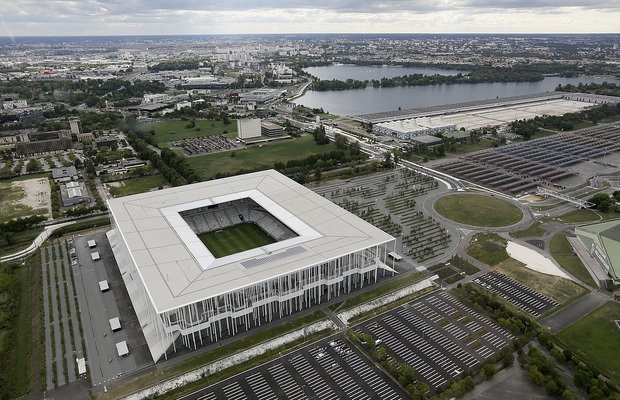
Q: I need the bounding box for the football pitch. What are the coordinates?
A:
[198,222,277,258]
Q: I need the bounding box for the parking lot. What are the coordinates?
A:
[70,231,152,390]
[179,335,407,400]
[474,271,559,317]
[354,291,514,390]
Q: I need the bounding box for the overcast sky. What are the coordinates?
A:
[1,1,619,37]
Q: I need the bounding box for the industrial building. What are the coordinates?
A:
[106,170,396,362]
[373,117,456,140]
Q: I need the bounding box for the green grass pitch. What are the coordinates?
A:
[198,222,276,258]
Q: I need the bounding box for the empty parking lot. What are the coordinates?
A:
[474,271,559,317]
[354,291,514,390]
[180,335,406,400]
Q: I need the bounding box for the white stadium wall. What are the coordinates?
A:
[107,170,396,362]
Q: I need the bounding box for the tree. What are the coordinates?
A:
[588,193,612,212]
[26,158,42,172]
[382,151,393,168]
[483,363,497,378]
[334,133,348,150]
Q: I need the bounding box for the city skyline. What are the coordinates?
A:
[0,1,619,38]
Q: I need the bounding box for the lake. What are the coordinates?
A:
[297,65,620,116]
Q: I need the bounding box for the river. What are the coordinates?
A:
[296,65,620,116]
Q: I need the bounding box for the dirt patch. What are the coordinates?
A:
[13,178,52,219]
[519,194,544,202]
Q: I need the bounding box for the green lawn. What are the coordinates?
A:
[550,234,597,288]
[185,135,339,180]
[434,194,523,227]
[557,208,620,223]
[329,272,426,312]
[199,223,276,258]
[152,119,238,146]
[453,138,495,154]
[557,301,620,384]
[466,233,510,266]
[510,221,546,238]
[107,175,168,198]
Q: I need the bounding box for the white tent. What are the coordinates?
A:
[109,317,121,331]
[116,341,129,357]
[99,280,109,292]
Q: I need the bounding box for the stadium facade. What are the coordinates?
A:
[107,170,396,362]
[575,219,620,282]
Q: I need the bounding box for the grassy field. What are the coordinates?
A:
[185,135,339,180]
[0,228,43,258]
[152,119,238,146]
[466,233,510,266]
[453,138,496,154]
[330,272,426,313]
[550,234,597,288]
[199,223,276,258]
[0,252,43,398]
[466,233,586,303]
[510,221,546,238]
[493,257,586,304]
[434,194,523,227]
[107,175,168,198]
[558,208,620,223]
[557,301,620,384]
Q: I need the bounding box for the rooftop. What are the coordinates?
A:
[107,169,394,313]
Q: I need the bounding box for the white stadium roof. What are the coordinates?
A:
[107,169,394,313]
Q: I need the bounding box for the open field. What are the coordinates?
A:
[199,223,276,258]
[466,233,585,304]
[493,257,586,304]
[557,301,620,385]
[558,208,620,223]
[509,221,546,238]
[0,177,50,223]
[184,135,339,180]
[550,234,597,288]
[434,194,523,227]
[0,251,43,399]
[106,175,168,198]
[152,119,238,145]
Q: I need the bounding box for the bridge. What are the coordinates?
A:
[536,187,595,209]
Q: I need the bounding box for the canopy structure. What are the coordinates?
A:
[99,280,109,292]
[109,317,121,331]
[116,341,129,357]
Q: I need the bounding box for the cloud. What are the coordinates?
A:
[1,0,619,35]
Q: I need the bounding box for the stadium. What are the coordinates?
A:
[106,169,396,362]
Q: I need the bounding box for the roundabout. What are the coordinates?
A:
[433,193,525,228]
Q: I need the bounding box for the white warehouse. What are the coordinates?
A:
[106,170,396,362]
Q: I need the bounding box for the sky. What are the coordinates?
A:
[0,1,619,37]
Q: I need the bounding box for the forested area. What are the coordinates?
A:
[556,82,620,97]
